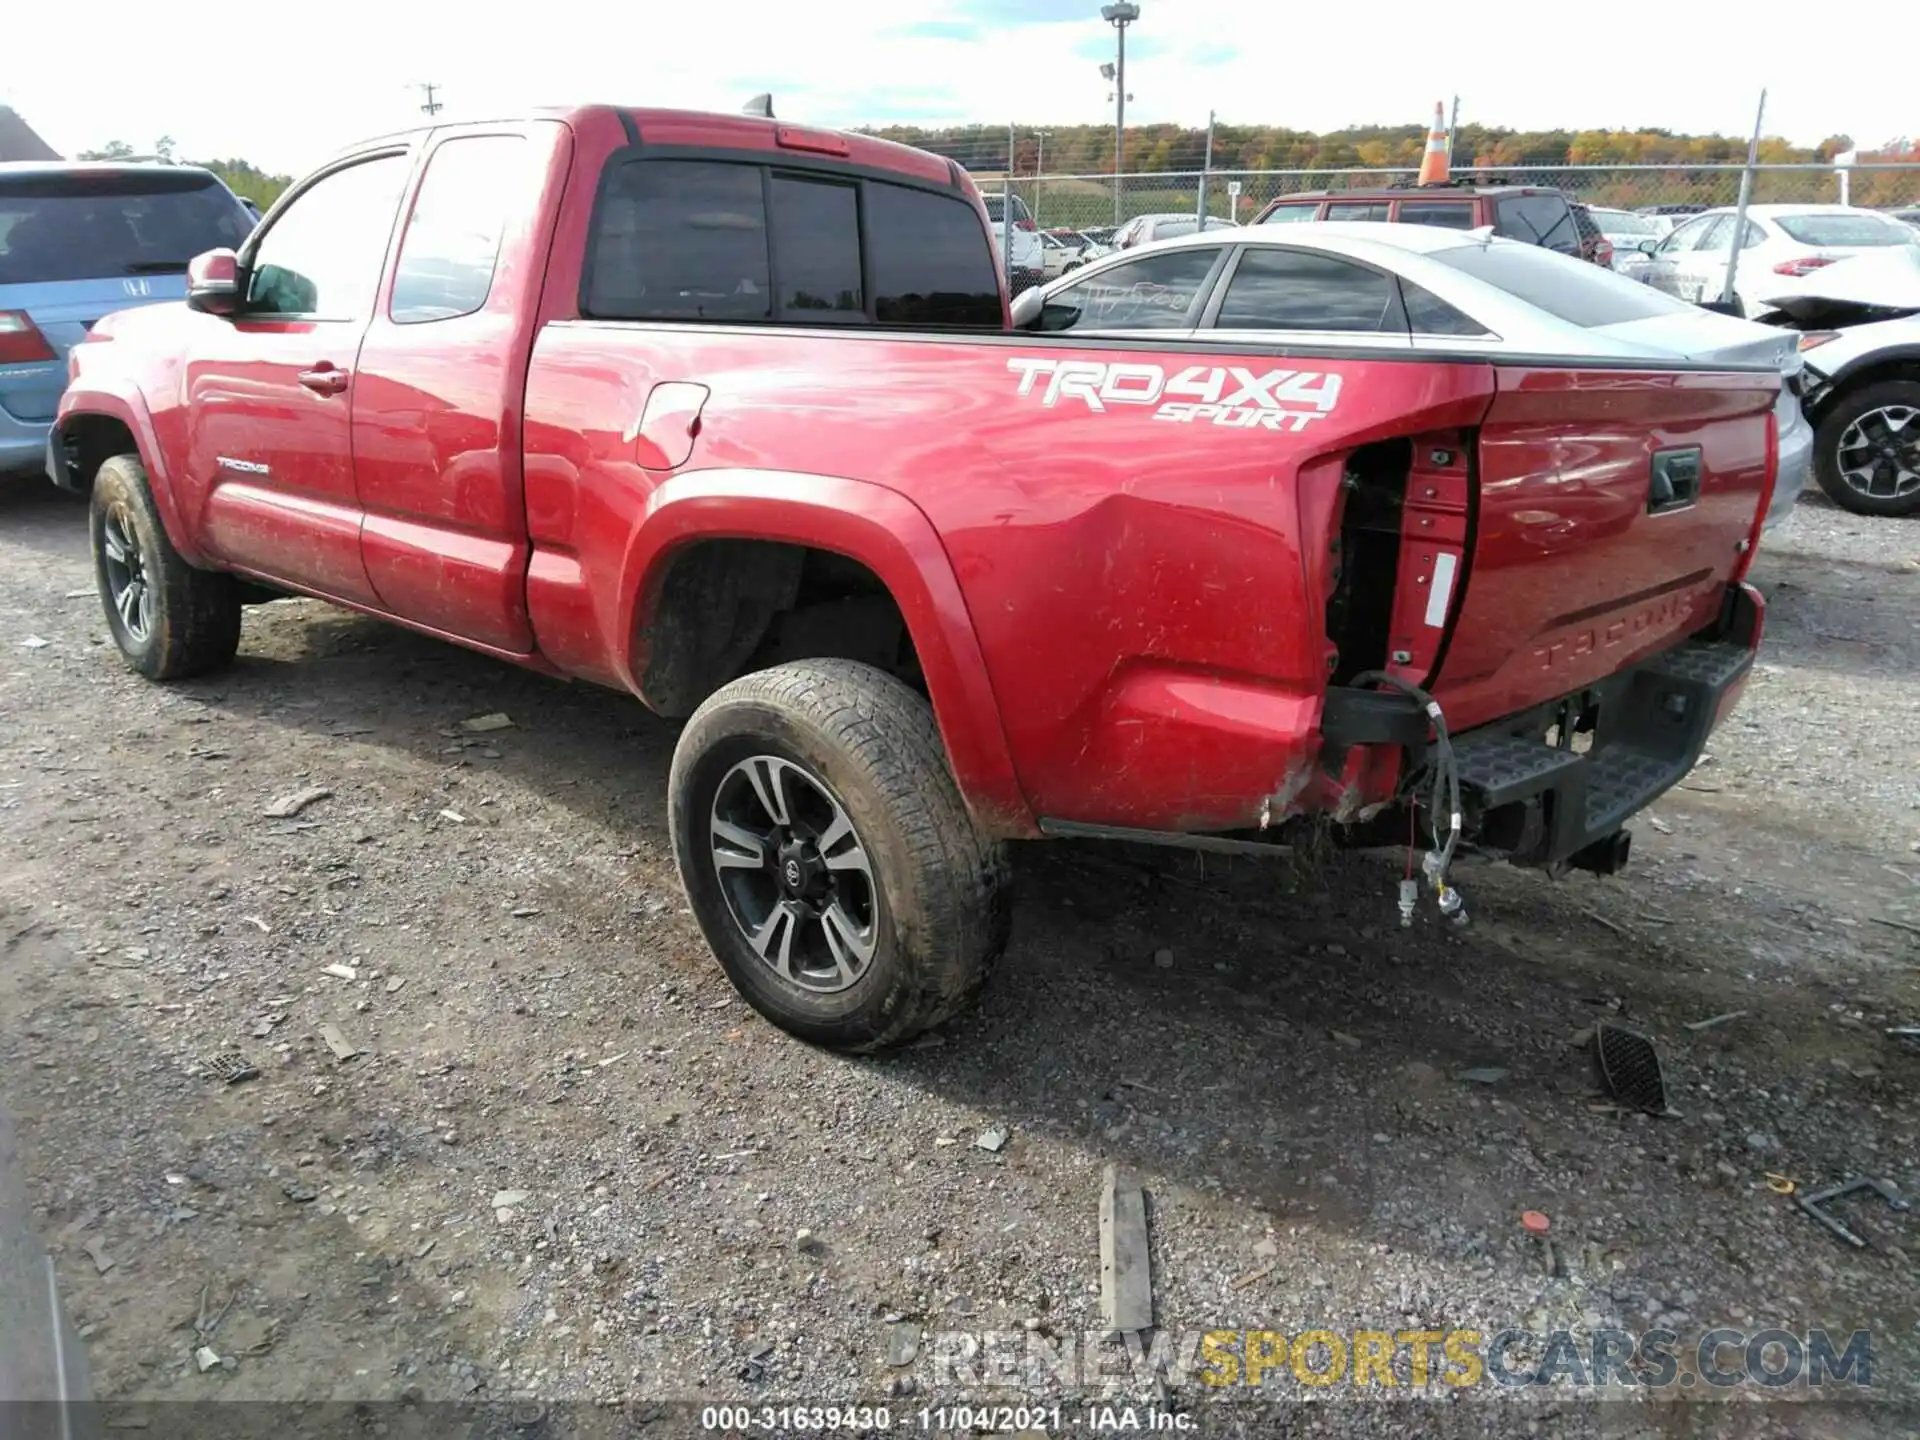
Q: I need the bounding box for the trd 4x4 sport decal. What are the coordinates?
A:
[1007,358,1343,432]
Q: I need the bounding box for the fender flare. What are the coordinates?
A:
[1806,343,1920,423]
[52,386,209,567]
[619,469,1037,840]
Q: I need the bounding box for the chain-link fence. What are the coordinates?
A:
[988,164,1920,234]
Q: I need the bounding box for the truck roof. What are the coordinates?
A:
[334,105,960,189]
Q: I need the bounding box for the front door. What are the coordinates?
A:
[182,152,412,605]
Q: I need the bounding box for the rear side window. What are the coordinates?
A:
[769,175,863,321]
[390,135,527,324]
[1398,201,1475,229]
[866,185,1001,325]
[1325,202,1389,221]
[1401,281,1491,336]
[1214,249,1397,332]
[586,161,770,321]
[1775,213,1915,247]
[1260,204,1320,224]
[0,170,254,285]
[1431,243,1695,327]
[1495,193,1579,254]
[585,159,1000,328]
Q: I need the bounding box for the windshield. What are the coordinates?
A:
[1431,241,1694,327]
[1594,211,1659,235]
[1775,213,1916,248]
[0,170,254,284]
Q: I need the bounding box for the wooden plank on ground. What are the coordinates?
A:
[1099,1163,1152,1334]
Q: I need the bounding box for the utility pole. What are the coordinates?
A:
[1102,4,1140,226]
[1196,109,1215,222]
[1720,88,1767,308]
[417,82,443,117]
[1447,95,1460,163]
[1035,130,1049,229]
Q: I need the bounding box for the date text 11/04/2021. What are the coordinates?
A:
[699,1407,1188,1432]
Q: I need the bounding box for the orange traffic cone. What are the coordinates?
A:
[1416,101,1450,186]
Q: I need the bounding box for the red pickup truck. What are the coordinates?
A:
[51,106,1776,1050]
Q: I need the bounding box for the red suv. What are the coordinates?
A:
[1254,181,1612,268]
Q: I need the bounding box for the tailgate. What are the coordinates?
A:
[1429,363,1776,728]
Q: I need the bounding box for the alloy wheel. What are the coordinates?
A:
[1836,404,1920,502]
[100,504,153,643]
[708,755,879,994]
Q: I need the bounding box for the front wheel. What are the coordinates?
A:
[668,660,1011,1052]
[90,453,242,679]
[1813,380,1920,517]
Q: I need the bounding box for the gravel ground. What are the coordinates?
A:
[1,482,1917,1438]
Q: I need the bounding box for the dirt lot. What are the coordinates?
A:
[1,480,1917,1437]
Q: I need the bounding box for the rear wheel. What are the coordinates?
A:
[90,454,242,678]
[1813,381,1920,517]
[668,659,1011,1052]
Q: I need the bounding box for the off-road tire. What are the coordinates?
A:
[1812,380,1920,518]
[90,453,242,679]
[669,659,1012,1052]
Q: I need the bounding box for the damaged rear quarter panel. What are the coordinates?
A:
[933,346,1497,831]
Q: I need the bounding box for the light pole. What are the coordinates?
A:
[1101,3,1140,226]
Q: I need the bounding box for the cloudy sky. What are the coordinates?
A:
[5,0,1904,176]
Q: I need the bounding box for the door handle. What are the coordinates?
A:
[297,365,349,396]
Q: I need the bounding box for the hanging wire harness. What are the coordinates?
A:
[1352,670,1467,928]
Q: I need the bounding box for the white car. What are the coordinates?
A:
[1758,246,1920,516]
[1113,212,1240,249]
[1037,230,1099,279]
[980,192,1045,291]
[1586,206,1667,283]
[1638,205,1919,317]
[1010,221,1812,530]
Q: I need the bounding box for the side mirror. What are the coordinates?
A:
[1638,239,1659,255]
[1010,287,1047,329]
[186,249,242,317]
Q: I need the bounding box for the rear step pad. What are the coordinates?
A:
[1449,635,1753,866]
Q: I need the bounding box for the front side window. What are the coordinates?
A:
[390,135,527,324]
[1656,216,1712,253]
[246,155,409,320]
[1325,202,1389,222]
[1214,249,1397,332]
[1046,248,1220,330]
[1495,194,1579,254]
[1397,201,1476,229]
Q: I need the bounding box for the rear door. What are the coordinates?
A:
[1643,214,1721,300]
[183,151,411,604]
[0,168,253,468]
[354,125,563,652]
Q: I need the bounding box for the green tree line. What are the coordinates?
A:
[865,122,1920,208]
[77,137,294,209]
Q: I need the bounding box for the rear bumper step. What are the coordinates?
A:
[1449,585,1761,869]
